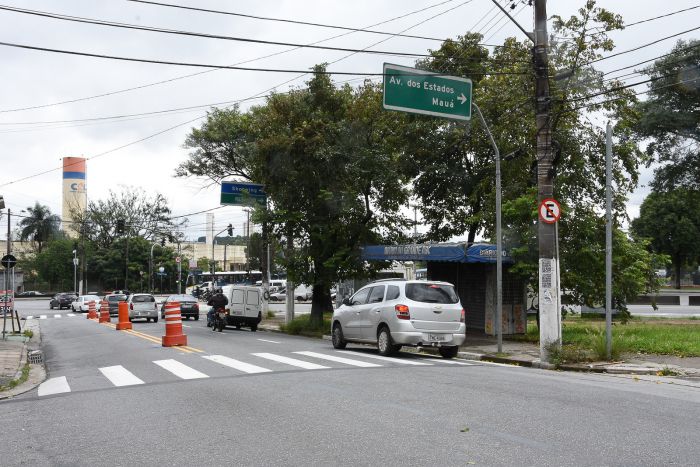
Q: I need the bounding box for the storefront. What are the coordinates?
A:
[361,243,527,335]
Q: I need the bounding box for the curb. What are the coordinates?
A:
[0,318,46,400]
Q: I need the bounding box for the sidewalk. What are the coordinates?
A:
[260,322,700,381]
[0,319,45,400]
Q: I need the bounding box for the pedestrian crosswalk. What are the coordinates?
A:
[36,350,480,397]
[24,313,78,320]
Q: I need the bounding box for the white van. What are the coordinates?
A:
[223,285,262,331]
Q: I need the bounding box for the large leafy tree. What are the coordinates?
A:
[631,189,700,289]
[402,1,658,311]
[18,202,60,253]
[635,39,700,190]
[180,69,411,324]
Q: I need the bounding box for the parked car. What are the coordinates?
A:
[50,293,78,310]
[269,288,286,302]
[223,285,262,331]
[160,294,199,320]
[71,295,102,313]
[127,294,159,322]
[105,293,128,317]
[331,279,466,359]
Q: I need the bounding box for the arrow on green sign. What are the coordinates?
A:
[382,63,472,121]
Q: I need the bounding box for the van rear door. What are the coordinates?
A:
[228,288,245,317]
[244,288,261,318]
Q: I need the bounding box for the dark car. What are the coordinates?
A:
[105,293,128,316]
[49,293,77,310]
[160,294,200,320]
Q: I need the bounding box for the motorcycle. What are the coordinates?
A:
[208,307,227,332]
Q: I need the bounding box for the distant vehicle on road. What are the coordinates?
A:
[269,288,286,302]
[104,293,128,316]
[71,295,102,313]
[49,293,77,310]
[222,285,262,331]
[127,294,158,322]
[161,294,199,320]
[331,279,466,358]
[17,290,45,297]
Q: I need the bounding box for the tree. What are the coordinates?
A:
[70,187,180,248]
[631,189,700,289]
[634,39,700,190]
[26,238,74,291]
[180,69,411,325]
[18,202,60,253]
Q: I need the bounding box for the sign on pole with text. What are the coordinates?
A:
[220,181,266,206]
[382,63,472,121]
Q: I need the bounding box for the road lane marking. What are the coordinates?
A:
[419,358,475,365]
[252,353,329,370]
[39,315,47,320]
[295,351,382,368]
[257,339,281,344]
[54,314,61,318]
[153,359,209,379]
[337,351,432,366]
[181,346,204,353]
[99,365,145,386]
[203,355,272,374]
[25,315,33,319]
[67,313,76,317]
[38,376,71,396]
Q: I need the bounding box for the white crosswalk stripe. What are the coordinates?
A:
[25,315,33,319]
[153,359,209,379]
[38,376,71,396]
[203,355,272,374]
[338,351,433,366]
[99,365,145,386]
[252,353,329,370]
[39,315,47,320]
[67,313,76,317]
[294,351,382,368]
[54,314,61,318]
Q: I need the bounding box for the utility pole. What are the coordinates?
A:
[533,0,560,361]
[605,122,613,360]
[245,209,251,274]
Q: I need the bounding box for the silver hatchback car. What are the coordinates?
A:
[331,279,466,358]
[126,293,159,322]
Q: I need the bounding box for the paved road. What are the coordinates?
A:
[2,299,699,466]
[627,304,700,318]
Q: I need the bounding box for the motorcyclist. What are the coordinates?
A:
[207,288,228,327]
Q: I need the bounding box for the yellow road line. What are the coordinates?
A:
[181,346,204,353]
[94,321,203,353]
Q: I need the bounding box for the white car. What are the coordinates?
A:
[331,279,466,358]
[72,295,102,313]
[127,294,159,322]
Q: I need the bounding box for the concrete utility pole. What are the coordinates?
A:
[533,0,561,361]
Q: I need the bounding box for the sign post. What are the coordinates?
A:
[538,197,562,357]
[382,63,472,120]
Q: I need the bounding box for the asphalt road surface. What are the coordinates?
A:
[2,299,699,466]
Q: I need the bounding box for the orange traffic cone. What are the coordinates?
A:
[87,300,98,319]
[162,301,187,347]
[115,301,132,330]
[99,299,110,323]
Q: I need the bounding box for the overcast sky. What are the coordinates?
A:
[0,0,697,241]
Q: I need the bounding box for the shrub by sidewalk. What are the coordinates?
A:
[279,313,332,338]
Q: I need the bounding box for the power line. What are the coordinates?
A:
[0,40,528,77]
[0,5,444,59]
[126,0,454,43]
[0,0,461,114]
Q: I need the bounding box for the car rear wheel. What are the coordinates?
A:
[332,323,347,349]
[377,327,397,356]
[153,317,158,323]
[439,346,459,359]
[194,316,199,321]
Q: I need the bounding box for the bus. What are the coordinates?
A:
[184,270,263,295]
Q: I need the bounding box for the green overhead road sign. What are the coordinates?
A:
[382,63,472,121]
[220,181,266,206]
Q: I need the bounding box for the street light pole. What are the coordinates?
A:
[72,249,78,294]
[473,103,503,354]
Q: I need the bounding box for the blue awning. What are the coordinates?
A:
[361,243,512,264]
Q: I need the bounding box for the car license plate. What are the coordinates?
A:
[428,333,447,342]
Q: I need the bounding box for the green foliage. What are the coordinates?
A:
[18,203,60,253]
[24,238,75,291]
[279,313,331,338]
[23,329,34,339]
[631,189,700,289]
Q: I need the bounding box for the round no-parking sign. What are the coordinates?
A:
[538,198,561,224]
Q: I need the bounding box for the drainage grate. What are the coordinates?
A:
[27,350,43,365]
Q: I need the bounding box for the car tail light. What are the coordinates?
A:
[395,304,410,320]
[193,304,199,311]
[154,303,157,310]
[130,303,133,310]
[460,308,466,323]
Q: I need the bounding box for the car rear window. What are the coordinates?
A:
[405,283,459,304]
[132,295,155,303]
[108,295,127,302]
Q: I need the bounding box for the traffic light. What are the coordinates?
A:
[227,223,233,236]
[161,237,166,246]
[116,219,125,234]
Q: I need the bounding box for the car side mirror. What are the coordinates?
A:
[342,298,352,306]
